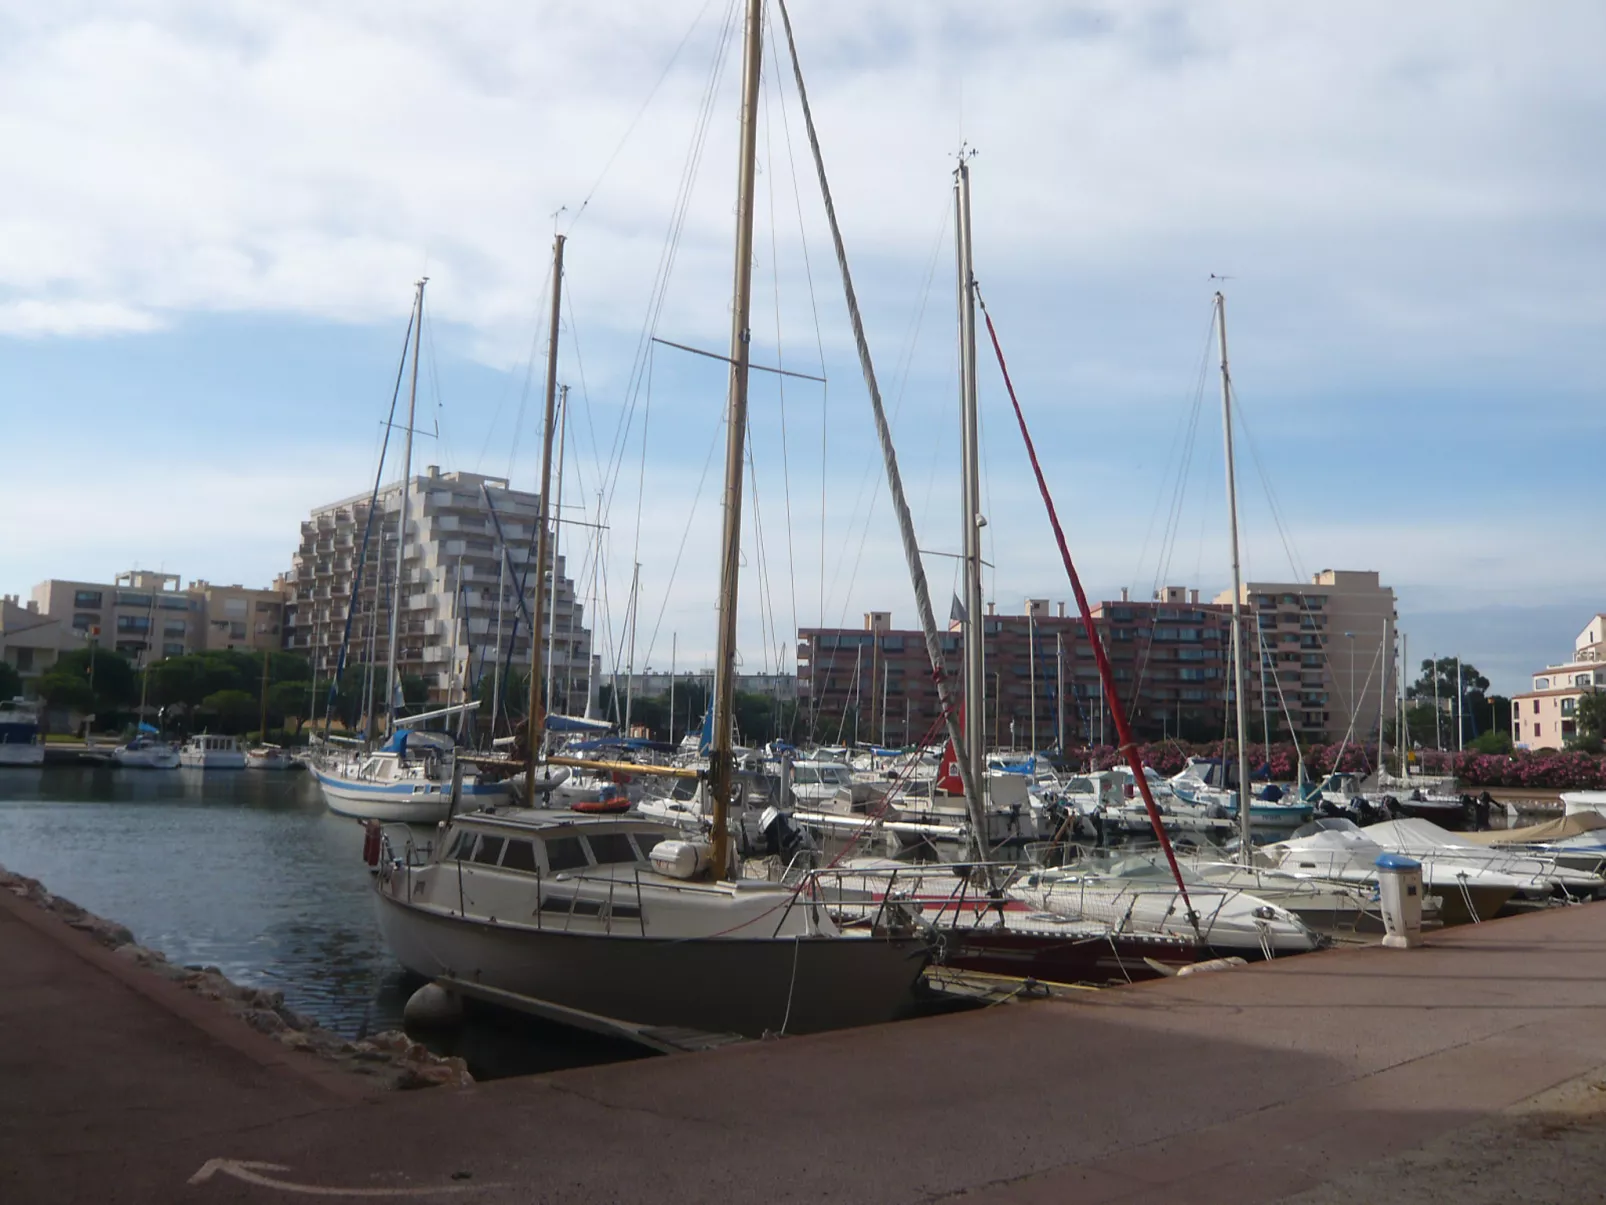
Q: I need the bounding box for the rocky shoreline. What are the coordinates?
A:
[0,865,472,1091]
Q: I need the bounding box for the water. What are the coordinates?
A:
[0,766,645,1077]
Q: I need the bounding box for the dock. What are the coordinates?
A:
[4,875,1606,1204]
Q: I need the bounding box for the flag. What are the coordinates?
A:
[949,594,967,624]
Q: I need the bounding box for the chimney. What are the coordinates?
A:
[987,601,995,616]
[1121,587,1130,603]
[1190,589,1199,604]
[427,464,440,478]
[1057,601,1066,618]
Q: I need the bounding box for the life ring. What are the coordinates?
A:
[570,798,631,815]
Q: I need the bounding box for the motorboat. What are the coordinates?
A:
[1263,819,1525,924]
[369,808,930,1036]
[0,699,46,767]
[245,744,296,770]
[178,734,247,769]
[1168,758,1314,830]
[112,735,180,769]
[311,729,512,823]
[1362,817,1605,900]
[1460,811,1606,875]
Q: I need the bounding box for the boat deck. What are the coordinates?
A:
[5,875,1606,1204]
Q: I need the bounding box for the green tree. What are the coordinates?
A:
[1408,656,1491,702]
[36,670,94,716]
[200,689,258,735]
[1469,729,1513,755]
[0,661,21,701]
[1572,691,1606,754]
[53,647,138,714]
[266,680,313,733]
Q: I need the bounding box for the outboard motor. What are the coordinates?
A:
[759,805,816,863]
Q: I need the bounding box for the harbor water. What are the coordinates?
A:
[0,765,646,1078]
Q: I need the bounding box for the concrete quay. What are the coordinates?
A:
[5,878,1606,1205]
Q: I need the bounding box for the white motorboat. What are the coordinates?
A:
[1263,819,1525,924]
[111,735,180,769]
[0,698,45,767]
[178,734,247,769]
[1460,811,1606,875]
[1362,817,1605,900]
[369,809,929,1036]
[245,744,296,770]
[312,729,512,823]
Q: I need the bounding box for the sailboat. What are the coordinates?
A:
[366,1,931,1038]
[311,279,513,822]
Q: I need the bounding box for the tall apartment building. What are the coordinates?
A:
[798,571,1397,749]
[29,570,284,663]
[1510,613,1606,750]
[1214,570,1398,743]
[799,588,1236,748]
[284,467,597,711]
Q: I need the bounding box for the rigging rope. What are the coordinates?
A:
[775,0,986,858]
[974,285,1202,938]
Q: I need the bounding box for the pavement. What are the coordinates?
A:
[4,879,1606,1205]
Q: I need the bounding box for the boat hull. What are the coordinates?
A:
[178,752,247,769]
[313,767,511,823]
[374,890,930,1037]
[112,747,180,769]
[0,744,45,767]
[940,924,1197,985]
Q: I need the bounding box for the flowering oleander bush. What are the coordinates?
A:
[1068,741,1606,790]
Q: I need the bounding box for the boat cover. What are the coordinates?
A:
[1459,811,1606,847]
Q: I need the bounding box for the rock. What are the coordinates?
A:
[395,1057,474,1090]
[242,1009,288,1035]
[368,1030,416,1054]
[275,1031,313,1052]
[273,1006,311,1031]
[249,988,285,1010]
[350,1042,392,1063]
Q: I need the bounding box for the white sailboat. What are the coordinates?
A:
[367,1,931,1038]
[311,280,512,822]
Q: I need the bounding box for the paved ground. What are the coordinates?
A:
[4,879,1606,1204]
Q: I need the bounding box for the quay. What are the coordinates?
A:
[4,878,1606,1205]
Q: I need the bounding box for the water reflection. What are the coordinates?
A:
[0,766,644,1078]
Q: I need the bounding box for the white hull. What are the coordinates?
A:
[0,744,45,767]
[313,766,512,823]
[112,746,180,769]
[178,751,247,769]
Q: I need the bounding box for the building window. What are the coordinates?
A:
[1533,700,1541,714]
[72,614,97,631]
[159,597,190,611]
[1563,721,1577,738]
[73,590,103,608]
[14,648,33,672]
[224,599,248,617]
[164,621,186,636]
[1536,678,1550,690]
[164,643,185,656]
[1562,698,1576,716]
[230,622,247,639]
[115,591,152,608]
[116,615,151,633]
[1535,723,1542,737]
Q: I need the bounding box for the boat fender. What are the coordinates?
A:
[361,819,382,867]
[650,839,713,880]
[1176,956,1248,978]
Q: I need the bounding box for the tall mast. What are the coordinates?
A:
[1027,610,1037,752]
[624,562,640,734]
[1377,615,1390,776]
[1055,631,1066,755]
[491,551,505,737]
[708,0,764,878]
[669,633,677,744]
[543,384,569,715]
[956,156,987,812]
[1215,290,1254,862]
[385,278,426,733]
[257,637,270,743]
[526,236,565,793]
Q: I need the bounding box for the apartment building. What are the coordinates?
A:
[29,570,283,663]
[800,588,1235,748]
[1214,569,1398,743]
[1510,613,1606,750]
[0,596,70,685]
[284,467,597,711]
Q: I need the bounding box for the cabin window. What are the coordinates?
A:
[471,835,506,865]
[543,837,588,872]
[793,766,819,785]
[447,831,475,859]
[500,839,538,873]
[586,833,637,865]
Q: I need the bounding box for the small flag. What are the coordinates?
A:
[949,594,967,624]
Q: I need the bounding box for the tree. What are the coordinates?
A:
[0,661,21,701]
[1469,729,1513,755]
[1573,691,1606,755]
[1408,657,1491,702]
[267,680,313,734]
[53,647,138,714]
[200,689,258,734]
[36,670,94,716]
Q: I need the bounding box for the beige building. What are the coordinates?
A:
[0,596,71,686]
[1215,569,1398,742]
[284,467,596,711]
[29,570,284,665]
[1510,614,1605,750]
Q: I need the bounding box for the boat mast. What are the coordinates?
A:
[385,278,426,735]
[956,155,988,814]
[526,235,565,793]
[257,637,270,744]
[1027,609,1036,752]
[1055,631,1065,756]
[491,552,505,737]
[624,561,640,734]
[708,0,764,879]
[1214,290,1254,863]
[544,384,569,716]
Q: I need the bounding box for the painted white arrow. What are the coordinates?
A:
[188,1158,501,1196]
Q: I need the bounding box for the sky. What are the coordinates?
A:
[2,1,1603,695]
